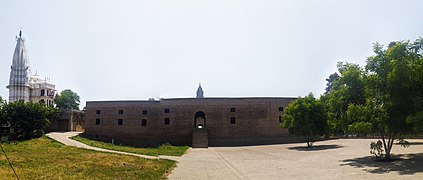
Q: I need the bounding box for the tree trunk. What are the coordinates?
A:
[385,146,391,160]
[306,136,311,147]
[385,134,395,161]
[381,133,389,160]
[381,132,394,161]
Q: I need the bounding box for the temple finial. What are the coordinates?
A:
[19,30,22,38]
[196,83,204,98]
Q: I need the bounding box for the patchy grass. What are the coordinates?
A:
[0,137,175,179]
[71,136,189,157]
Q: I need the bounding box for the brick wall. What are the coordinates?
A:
[84,97,298,146]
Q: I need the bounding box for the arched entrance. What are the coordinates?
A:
[192,111,208,148]
[194,111,206,128]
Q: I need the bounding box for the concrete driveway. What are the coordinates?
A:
[169,139,423,179]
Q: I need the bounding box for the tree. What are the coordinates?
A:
[0,101,58,140]
[321,62,366,135]
[345,104,372,136]
[320,38,423,160]
[281,93,328,147]
[361,39,423,160]
[0,96,5,106]
[324,72,339,94]
[55,89,80,110]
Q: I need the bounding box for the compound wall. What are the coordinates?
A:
[84,97,300,146]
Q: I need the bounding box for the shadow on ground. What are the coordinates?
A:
[288,145,343,151]
[395,142,423,145]
[341,153,423,175]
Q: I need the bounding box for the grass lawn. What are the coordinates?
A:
[71,136,189,157]
[0,136,176,179]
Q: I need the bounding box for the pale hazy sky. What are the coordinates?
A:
[1,0,422,108]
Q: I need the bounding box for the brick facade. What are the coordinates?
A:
[84,97,300,146]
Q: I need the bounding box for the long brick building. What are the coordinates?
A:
[84,85,299,147]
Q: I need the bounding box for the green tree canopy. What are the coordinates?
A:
[0,101,58,140]
[321,62,366,134]
[360,39,423,160]
[55,89,80,110]
[281,93,328,147]
[324,72,339,94]
[319,38,423,160]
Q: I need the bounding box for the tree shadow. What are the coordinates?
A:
[288,145,343,151]
[340,153,423,175]
[395,142,423,145]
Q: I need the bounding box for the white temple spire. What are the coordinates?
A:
[6,31,56,105]
[6,31,31,102]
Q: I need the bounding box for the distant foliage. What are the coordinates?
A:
[324,73,339,94]
[281,93,328,147]
[321,62,366,135]
[0,101,58,140]
[55,89,80,110]
[0,96,5,106]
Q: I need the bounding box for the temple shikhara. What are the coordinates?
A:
[6,31,56,105]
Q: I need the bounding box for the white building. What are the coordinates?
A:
[6,31,56,105]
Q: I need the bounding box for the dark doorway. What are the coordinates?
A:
[58,119,69,131]
[194,111,206,128]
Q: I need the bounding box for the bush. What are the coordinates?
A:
[370,140,384,160]
[0,101,58,140]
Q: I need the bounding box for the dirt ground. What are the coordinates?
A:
[169,138,423,179]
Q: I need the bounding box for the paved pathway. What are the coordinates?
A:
[46,132,180,161]
[47,133,423,179]
[169,147,245,179]
[169,139,423,180]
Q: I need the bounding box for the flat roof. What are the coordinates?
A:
[86,97,298,103]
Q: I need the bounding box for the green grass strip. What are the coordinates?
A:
[0,137,175,179]
[71,136,189,157]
